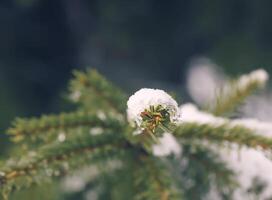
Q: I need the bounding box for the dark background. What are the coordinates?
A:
[0,0,272,151]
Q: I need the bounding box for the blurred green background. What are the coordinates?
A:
[0,0,272,153]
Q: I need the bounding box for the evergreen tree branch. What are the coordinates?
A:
[174,122,272,150]
[211,81,259,116]
[209,69,268,116]
[170,142,236,199]
[7,111,124,143]
[61,168,120,200]
[88,154,136,200]
[133,155,182,200]
[69,69,127,113]
[0,132,128,198]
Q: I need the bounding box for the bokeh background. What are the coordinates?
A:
[1,0,272,153]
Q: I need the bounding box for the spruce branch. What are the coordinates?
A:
[69,69,127,113]
[133,156,182,200]
[85,154,137,200]
[174,122,272,150]
[7,111,124,143]
[1,68,270,200]
[0,132,128,198]
[211,81,259,116]
[63,166,130,200]
[209,69,268,116]
[171,143,236,199]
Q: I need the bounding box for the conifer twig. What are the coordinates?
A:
[210,69,268,116]
[0,132,128,197]
[174,122,272,150]
[175,143,236,199]
[133,156,182,200]
[7,111,123,142]
[69,69,127,113]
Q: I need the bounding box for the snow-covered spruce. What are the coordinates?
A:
[127,88,180,134]
[238,68,269,89]
[181,103,272,199]
[181,103,272,136]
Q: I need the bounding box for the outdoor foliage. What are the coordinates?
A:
[0,69,271,200]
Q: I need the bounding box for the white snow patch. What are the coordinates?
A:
[152,133,181,157]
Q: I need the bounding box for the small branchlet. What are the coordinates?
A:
[209,69,268,116]
[140,105,173,134]
[174,143,237,199]
[7,111,124,143]
[69,69,127,113]
[175,122,272,150]
[133,156,182,200]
